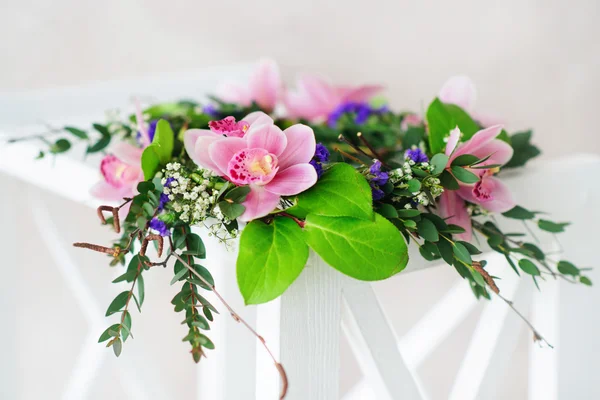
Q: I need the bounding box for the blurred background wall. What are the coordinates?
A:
[0,1,599,399]
[1,0,599,156]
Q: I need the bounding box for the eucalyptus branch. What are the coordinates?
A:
[170,251,289,400]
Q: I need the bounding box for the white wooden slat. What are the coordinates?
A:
[196,230,257,400]
[255,295,281,400]
[262,253,344,400]
[342,282,425,400]
[528,276,559,400]
[448,253,525,400]
[398,278,478,371]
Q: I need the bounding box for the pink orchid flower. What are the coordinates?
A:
[438,125,515,241]
[283,75,383,122]
[439,76,501,127]
[216,59,281,112]
[184,112,317,221]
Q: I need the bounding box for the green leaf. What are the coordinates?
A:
[122,311,132,341]
[237,217,308,305]
[452,154,479,166]
[458,241,482,255]
[98,324,120,343]
[377,203,398,218]
[470,269,486,287]
[518,259,540,276]
[288,163,372,219]
[303,213,408,281]
[50,138,71,154]
[505,130,541,168]
[199,334,215,349]
[191,316,210,330]
[217,201,245,220]
[557,261,579,276]
[417,218,439,242]
[224,186,251,203]
[87,135,111,153]
[93,123,111,136]
[137,181,155,194]
[184,233,206,258]
[538,219,569,233]
[105,291,130,316]
[397,209,421,218]
[502,206,536,220]
[439,170,460,190]
[406,179,422,193]
[450,166,480,184]
[430,153,449,175]
[580,276,593,286]
[453,242,472,265]
[522,243,545,260]
[141,146,161,180]
[137,274,145,306]
[426,98,480,155]
[64,126,88,139]
[437,239,454,265]
[419,241,439,261]
[152,119,175,164]
[112,337,122,357]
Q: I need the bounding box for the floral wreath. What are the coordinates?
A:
[12,60,591,398]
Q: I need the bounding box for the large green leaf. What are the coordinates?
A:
[287,163,373,219]
[237,218,309,305]
[140,119,175,179]
[304,213,408,280]
[141,146,161,180]
[426,98,480,155]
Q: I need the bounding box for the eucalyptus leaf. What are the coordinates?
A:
[450,166,480,184]
[518,259,540,276]
[502,206,536,220]
[430,153,449,175]
[557,261,579,276]
[105,291,130,316]
[417,218,439,242]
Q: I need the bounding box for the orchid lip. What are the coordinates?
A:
[227,148,279,186]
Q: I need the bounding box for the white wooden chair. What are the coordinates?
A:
[1,65,599,399]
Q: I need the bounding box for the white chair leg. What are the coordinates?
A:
[342,282,425,400]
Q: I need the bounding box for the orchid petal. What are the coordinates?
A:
[265,164,317,196]
[277,124,316,170]
[239,185,282,222]
[456,176,515,213]
[184,129,221,171]
[445,127,461,156]
[111,142,143,166]
[476,139,514,166]
[245,123,287,156]
[216,81,252,106]
[451,124,504,161]
[208,137,247,176]
[248,59,280,111]
[339,84,384,102]
[90,181,131,202]
[439,75,477,112]
[243,111,274,126]
[438,190,472,241]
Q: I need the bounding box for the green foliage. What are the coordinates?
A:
[87,123,111,153]
[426,98,480,155]
[557,261,579,276]
[538,219,569,233]
[50,138,71,154]
[417,218,439,242]
[502,205,536,220]
[141,119,175,179]
[450,166,479,184]
[518,259,540,276]
[64,126,88,139]
[505,130,541,168]
[430,153,449,175]
[237,218,309,304]
[304,213,408,280]
[288,163,373,219]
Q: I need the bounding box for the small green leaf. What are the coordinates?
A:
[152,119,175,164]
[105,291,130,316]
[137,181,155,194]
[522,243,545,260]
[199,334,215,349]
[502,206,536,220]
[50,138,71,154]
[98,324,120,343]
[450,166,480,184]
[452,154,479,166]
[518,259,540,276]
[453,242,472,265]
[430,153,449,175]
[141,146,161,180]
[417,218,439,242]
[191,316,210,330]
[538,219,569,233]
[377,203,398,218]
[137,274,145,306]
[184,234,206,258]
[557,261,579,276]
[35,151,45,159]
[64,126,88,139]
[217,201,245,220]
[122,311,132,341]
[397,209,421,218]
[580,276,592,286]
[112,337,122,357]
[406,179,421,193]
[237,217,309,305]
[505,130,541,168]
[439,170,460,190]
[304,213,408,281]
[470,269,486,287]
[458,241,482,255]
[437,239,454,265]
[224,186,251,203]
[171,266,189,285]
[403,219,417,229]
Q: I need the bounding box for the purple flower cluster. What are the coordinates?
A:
[369,160,389,201]
[327,101,388,128]
[158,177,175,211]
[149,218,170,237]
[203,104,219,117]
[310,143,330,178]
[404,148,429,163]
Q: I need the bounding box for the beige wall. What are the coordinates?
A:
[1,0,599,157]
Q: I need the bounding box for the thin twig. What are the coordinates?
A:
[356,132,391,168]
[338,134,373,161]
[495,292,553,348]
[333,146,366,165]
[170,251,288,399]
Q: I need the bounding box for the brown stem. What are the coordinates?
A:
[337,134,373,161]
[278,212,305,228]
[495,292,553,348]
[333,146,366,165]
[170,251,288,399]
[472,261,500,294]
[73,242,121,257]
[140,234,164,258]
[356,132,390,168]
